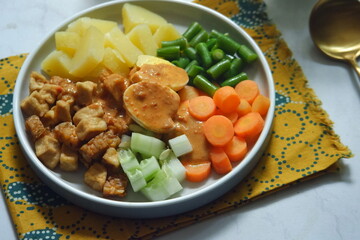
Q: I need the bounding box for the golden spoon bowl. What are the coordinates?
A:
[309,0,360,76]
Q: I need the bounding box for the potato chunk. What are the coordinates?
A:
[70,26,105,78]
[126,24,158,56]
[123,81,180,133]
[122,3,167,33]
[41,50,74,79]
[153,23,182,46]
[55,31,80,57]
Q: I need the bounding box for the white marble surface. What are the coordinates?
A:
[1,0,360,239]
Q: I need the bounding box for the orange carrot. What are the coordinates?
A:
[182,160,211,182]
[235,80,259,104]
[178,85,200,102]
[204,115,234,147]
[213,86,240,113]
[210,146,232,174]
[237,99,252,117]
[224,135,248,162]
[252,94,270,117]
[188,95,216,121]
[215,108,238,124]
[234,112,264,139]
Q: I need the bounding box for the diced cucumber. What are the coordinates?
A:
[118,148,139,171]
[140,169,183,201]
[131,132,166,158]
[118,134,131,149]
[126,168,147,192]
[139,156,161,181]
[168,134,193,157]
[159,149,186,182]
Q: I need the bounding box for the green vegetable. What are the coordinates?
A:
[156,45,181,60]
[193,75,218,96]
[216,33,241,55]
[186,64,204,79]
[118,148,139,172]
[130,133,166,158]
[207,58,231,80]
[172,57,190,68]
[168,134,193,157]
[140,169,183,201]
[184,47,198,61]
[237,44,258,63]
[161,37,188,50]
[160,149,186,182]
[205,38,217,50]
[222,57,245,79]
[196,42,212,68]
[182,21,203,41]
[189,29,209,47]
[211,48,225,62]
[139,156,161,181]
[221,72,248,87]
[126,168,147,192]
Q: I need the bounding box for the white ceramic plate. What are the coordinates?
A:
[13,0,275,218]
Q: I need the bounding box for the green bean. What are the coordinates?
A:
[217,34,241,55]
[221,72,248,87]
[189,29,209,47]
[210,29,222,39]
[157,46,181,60]
[172,57,190,69]
[184,59,200,72]
[193,75,218,96]
[210,48,225,62]
[237,45,258,63]
[186,65,204,78]
[205,38,217,50]
[222,58,245,79]
[161,37,188,50]
[183,22,203,41]
[196,42,212,68]
[184,47,198,60]
[207,59,231,80]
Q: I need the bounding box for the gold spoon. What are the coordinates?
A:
[309,0,360,77]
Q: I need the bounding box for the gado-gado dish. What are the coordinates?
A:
[20,3,271,202]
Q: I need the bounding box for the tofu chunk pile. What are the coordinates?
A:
[21,71,130,198]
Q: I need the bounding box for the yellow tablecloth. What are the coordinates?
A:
[0,0,352,239]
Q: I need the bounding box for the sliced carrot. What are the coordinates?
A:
[203,115,234,147]
[237,99,252,117]
[210,146,232,174]
[178,85,200,102]
[182,160,211,182]
[235,80,259,104]
[215,108,238,124]
[224,135,248,162]
[213,86,240,113]
[252,94,270,117]
[188,95,216,121]
[234,112,264,139]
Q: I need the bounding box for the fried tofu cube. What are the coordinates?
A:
[84,162,107,192]
[21,91,49,117]
[103,174,128,198]
[73,103,104,126]
[102,147,120,170]
[76,81,97,106]
[60,144,78,171]
[75,117,107,141]
[35,132,60,169]
[53,122,79,148]
[25,115,47,140]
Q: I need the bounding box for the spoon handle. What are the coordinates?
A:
[348,57,360,78]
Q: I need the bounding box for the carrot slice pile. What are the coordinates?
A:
[210,146,232,174]
[203,115,234,147]
[235,79,259,104]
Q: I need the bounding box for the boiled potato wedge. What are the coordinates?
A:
[102,48,130,76]
[55,31,80,57]
[126,24,158,56]
[41,50,74,79]
[105,27,143,67]
[122,3,167,33]
[153,23,182,47]
[67,17,117,36]
[69,26,105,78]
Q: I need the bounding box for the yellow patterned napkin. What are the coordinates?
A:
[0,0,352,239]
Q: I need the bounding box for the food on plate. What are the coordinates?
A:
[21,3,270,201]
